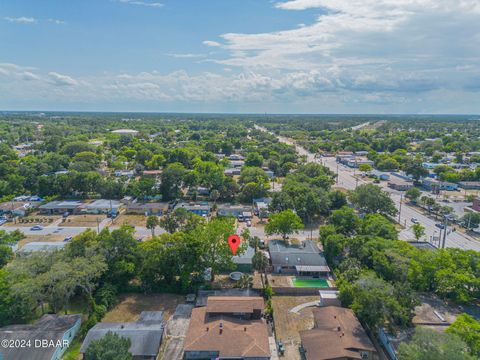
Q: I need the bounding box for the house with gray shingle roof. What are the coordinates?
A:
[80,311,164,360]
[0,314,81,360]
[268,240,330,275]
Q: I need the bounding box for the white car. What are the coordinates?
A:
[30,225,44,231]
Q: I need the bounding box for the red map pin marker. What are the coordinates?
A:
[228,234,241,255]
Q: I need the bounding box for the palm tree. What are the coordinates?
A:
[235,274,253,289]
[252,251,269,288]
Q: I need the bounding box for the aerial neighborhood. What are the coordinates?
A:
[0,114,479,360]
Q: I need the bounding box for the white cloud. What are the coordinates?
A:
[167,53,206,59]
[4,16,36,24]
[48,19,66,25]
[1,0,480,112]
[203,40,222,47]
[117,0,163,8]
[48,72,79,86]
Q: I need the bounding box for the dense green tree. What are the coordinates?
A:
[329,206,360,235]
[146,216,159,237]
[96,226,140,290]
[447,314,480,357]
[404,160,429,182]
[338,272,415,331]
[186,217,238,280]
[348,184,397,217]
[462,212,480,229]
[160,163,186,201]
[360,214,398,240]
[405,187,421,203]
[412,223,425,241]
[265,209,304,241]
[398,328,474,360]
[328,190,347,209]
[84,332,132,360]
[245,152,264,167]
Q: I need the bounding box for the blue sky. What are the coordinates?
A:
[1,0,480,113]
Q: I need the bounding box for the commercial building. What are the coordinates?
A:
[458,181,480,190]
[387,179,413,191]
[422,179,459,192]
[300,306,378,360]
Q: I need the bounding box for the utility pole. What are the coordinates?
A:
[398,194,403,224]
[442,216,448,249]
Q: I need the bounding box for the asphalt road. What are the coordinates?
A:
[255,125,480,251]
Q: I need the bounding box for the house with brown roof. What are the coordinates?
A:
[300,306,378,360]
[183,296,270,360]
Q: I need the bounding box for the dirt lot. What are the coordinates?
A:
[268,274,293,287]
[62,214,105,227]
[102,293,184,323]
[110,214,147,227]
[272,296,318,360]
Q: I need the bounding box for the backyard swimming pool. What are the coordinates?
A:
[292,278,329,288]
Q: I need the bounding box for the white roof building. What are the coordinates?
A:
[111,129,139,135]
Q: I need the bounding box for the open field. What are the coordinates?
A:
[102,293,184,323]
[111,214,147,227]
[62,214,105,227]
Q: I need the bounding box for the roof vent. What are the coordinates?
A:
[337,326,341,331]
[244,327,247,332]
[206,327,209,332]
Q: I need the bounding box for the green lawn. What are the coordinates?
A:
[292,278,329,288]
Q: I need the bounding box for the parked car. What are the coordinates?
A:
[63,236,73,242]
[435,223,445,229]
[237,214,245,222]
[30,225,44,231]
[246,220,252,227]
[277,340,285,356]
[411,218,419,224]
[0,219,7,226]
[62,212,70,218]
